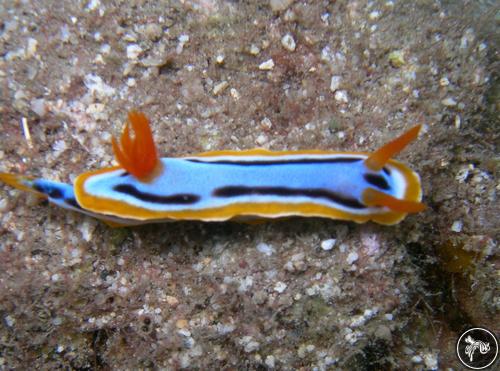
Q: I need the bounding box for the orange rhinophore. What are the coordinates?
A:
[362,187,426,213]
[364,125,422,172]
[111,111,159,180]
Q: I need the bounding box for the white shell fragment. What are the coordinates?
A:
[441,97,457,106]
[259,59,275,70]
[334,90,349,103]
[346,252,359,265]
[213,81,229,95]
[329,75,342,91]
[256,242,274,256]
[126,44,143,60]
[321,239,337,251]
[281,33,296,51]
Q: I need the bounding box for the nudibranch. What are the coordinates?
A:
[0,111,425,226]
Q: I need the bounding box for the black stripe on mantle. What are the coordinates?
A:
[213,186,366,209]
[186,157,363,166]
[113,184,200,205]
[186,157,391,175]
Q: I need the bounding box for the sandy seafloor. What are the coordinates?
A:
[0,0,498,369]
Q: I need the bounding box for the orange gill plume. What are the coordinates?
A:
[111,111,160,180]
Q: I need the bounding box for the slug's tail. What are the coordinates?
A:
[0,173,46,196]
[0,172,90,215]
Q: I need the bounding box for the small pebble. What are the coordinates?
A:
[455,166,472,182]
[177,328,191,337]
[346,252,359,264]
[249,44,260,55]
[259,59,275,70]
[4,315,15,327]
[338,243,348,253]
[239,336,260,353]
[256,242,274,256]
[141,57,164,67]
[166,295,179,306]
[30,98,47,117]
[451,220,463,232]
[216,322,235,335]
[374,325,393,343]
[100,44,111,54]
[230,88,241,100]
[411,355,423,364]
[215,54,225,64]
[274,281,287,293]
[281,33,296,51]
[369,10,381,20]
[441,97,457,106]
[260,117,272,129]
[388,50,405,67]
[213,81,228,95]
[252,290,267,305]
[439,77,450,86]
[238,276,253,292]
[334,90,349,103]
[284,9,296,21]
[84,74,116,98]
[127,78,136,87]
[0,198,8,213]
[298,343,315,358]
[265,355,275,368]
[86,0,100,11]
[126,44,143,60]
[176,34,189,54]
[143,24,163,40]
[329,75,342,91]
[26,38,38,58]
[52,317,63,326]
[423,353,438,370]
[256,134,268,145]
[60,25,71,42]
[321,238,337,251]
[350,315,367,328]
